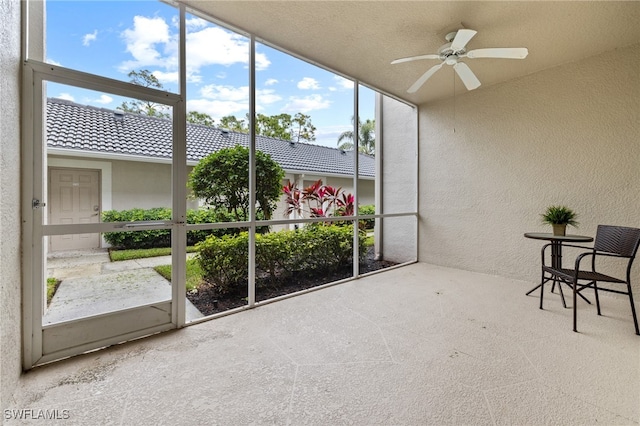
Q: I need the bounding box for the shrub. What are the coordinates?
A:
[102,207,247,249]
[358,204,375,230]
[102,208,172,249]
[196,224,367,295]
[197,232,250,295]
[188,146,284,221]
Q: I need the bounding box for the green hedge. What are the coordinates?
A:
[358,204,375,229]
[197,224,367,294]
[102,207,245,249]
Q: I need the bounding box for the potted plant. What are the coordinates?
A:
[541,205,579,236]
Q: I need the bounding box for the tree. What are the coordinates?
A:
[337,117,375,156]
[255,113,292,140]
[219,112,316,142]
[291,113,316,142]
[187,111,215,127]
[219,115,249,133]
[188,146,284,221]
[255,112,316,142]
[120,70,171,119]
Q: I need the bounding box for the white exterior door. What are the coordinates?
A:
[49,168,101,251]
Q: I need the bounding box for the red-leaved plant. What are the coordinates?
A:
[283,179,354,219]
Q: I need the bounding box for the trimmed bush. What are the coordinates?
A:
[358,204,375,229]
[102,207,246,249]
[102,208,172,249]
[196,224,367,294]
[197,233,250,294]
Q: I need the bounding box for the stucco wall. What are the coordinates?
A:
[112,160,175,210]
[381,95,419,263]
[0,0,23,411]
[419,43,640,291]
[326,176,374,207]
[48,158,372,220]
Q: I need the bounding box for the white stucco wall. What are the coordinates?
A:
[326,176,375,207]
[1,0,23,411]
[48,158,372,221]
[419,43,640,292]
[380,95,419,263]
[111,160,175,210]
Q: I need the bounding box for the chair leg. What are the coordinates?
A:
[592,281,601,316]
[573,281,578,332]
[626,282,639,336]
[539,271,545,310]
[557,279,567,308]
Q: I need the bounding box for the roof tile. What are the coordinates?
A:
[46,98,375,177]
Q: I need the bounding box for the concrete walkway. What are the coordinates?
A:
[45,249,203,324]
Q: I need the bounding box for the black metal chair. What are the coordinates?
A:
[540,225,640,335]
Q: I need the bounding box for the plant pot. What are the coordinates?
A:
[552,224,567,236]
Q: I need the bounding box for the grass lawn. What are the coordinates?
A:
[154,259,203,292]
[47,278,60,305]
[110,246,197,262]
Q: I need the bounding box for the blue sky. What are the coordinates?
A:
[45,0,375,148]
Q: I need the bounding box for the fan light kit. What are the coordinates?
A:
[391,29,528,93]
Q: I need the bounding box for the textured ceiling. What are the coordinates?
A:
[180,1,640,105]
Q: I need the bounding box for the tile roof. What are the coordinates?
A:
[46,98,375,178]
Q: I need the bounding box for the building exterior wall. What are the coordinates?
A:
[325,176,375,207]
[418,43,640,291]
[111,160,175,210]
[48,157,373,225]
[1,0,23,412]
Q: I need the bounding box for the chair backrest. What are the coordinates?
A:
[593,225,640,258]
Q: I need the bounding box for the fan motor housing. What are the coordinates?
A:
[438,42,465,59]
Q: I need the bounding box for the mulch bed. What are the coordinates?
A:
[186,247,397,316]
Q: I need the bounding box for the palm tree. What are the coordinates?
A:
[337,117,375,156]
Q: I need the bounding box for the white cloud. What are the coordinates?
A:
[93,94,113,104]
[283,94,331,113]
[120,16,172,69]
[187,98,248,119]
[200,84,248,102]
[264,78,278,86]
[186,26,270,72]
[297,77,319,90]
[197,84,282,111]
[83,30,98,47]
[47,58,62,66]
[256,89,282,106]
[153,70,179,85]
[254,53,270,71]
[56,93,75,102]
[119,16,270,85]
[329,75,354,92]
[184,16,208,31]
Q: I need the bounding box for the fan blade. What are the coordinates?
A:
[450,29,477,51]
[407,63,444,93]
[391,54,440,65]
[466,48,528,59]
[453,62,481,90]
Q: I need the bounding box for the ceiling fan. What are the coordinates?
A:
[391,29,528,93]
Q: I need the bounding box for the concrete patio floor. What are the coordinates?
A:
[8,263,639,425]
